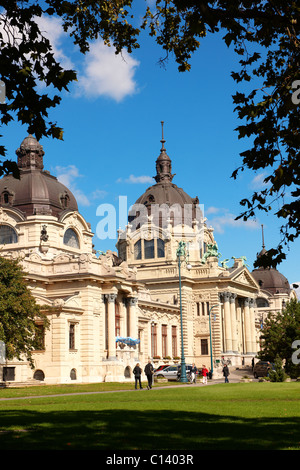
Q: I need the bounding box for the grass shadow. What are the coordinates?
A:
[0,408,299,450]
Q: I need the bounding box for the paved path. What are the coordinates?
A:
[0,368,256,401]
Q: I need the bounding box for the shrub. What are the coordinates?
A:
[269,357,287,382]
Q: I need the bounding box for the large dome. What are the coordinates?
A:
[0,135,78,217]
[128,124,201,227]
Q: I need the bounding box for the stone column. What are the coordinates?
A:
[244,298,252,354]
[119,298,127,338]
[249,298,256,354]
[127,297,138,339]
[221,292,233,353]
[230,293,238,353]
[106,293,117,360]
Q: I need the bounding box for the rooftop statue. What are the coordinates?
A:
[232,256,249,267]
[201,242,222,264]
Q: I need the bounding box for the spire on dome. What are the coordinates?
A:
[154,121,175,183]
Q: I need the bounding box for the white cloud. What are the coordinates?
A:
[35,15,74,70]
[55,165,90,206]
[207,208,260,234]
[91,189,108,200]
[0,13,74,71]
[55,165,108,206]
[250,172,269,190]
[1,13,140,102]
[117,174,154,184]
[205,206,220,215]
[76,40,140,101]
[55,165,80,187]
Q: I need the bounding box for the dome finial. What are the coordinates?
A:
[261,224,265,249]
[160,121,166,151]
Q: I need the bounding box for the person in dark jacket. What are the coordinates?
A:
[133,363,143,389]
[144,360,154,389]
[222,364,230,383]
[191,363,198,383]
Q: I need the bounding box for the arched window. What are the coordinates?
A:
[256,297,269,308]
[134,239,142,260]
[157,239,165,258]
[0,225,18,244]
[33,370,45,381]
[63,228,79,249]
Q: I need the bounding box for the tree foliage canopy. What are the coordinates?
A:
[257,299,300,377]
[0,256,49,368]
[0,0,299,267]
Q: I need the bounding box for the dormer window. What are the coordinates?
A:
[60,192,70,209]
[1,189,13,205]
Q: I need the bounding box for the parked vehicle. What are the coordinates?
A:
[154,365,179,380]
[253,361,275,378]
[154,365,170,373]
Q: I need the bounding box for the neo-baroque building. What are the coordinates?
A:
[0,132,296,384]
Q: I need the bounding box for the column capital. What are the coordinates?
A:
[230,293,237,303]
[105,293,118,303]
[127,297,138,307]
[244,297,254,307]
[219,291,231,302]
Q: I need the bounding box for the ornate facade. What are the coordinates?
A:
[0,132,296,384]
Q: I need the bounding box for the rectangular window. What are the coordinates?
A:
[34,324,45,350]
[201,302,210,315]
[197,302,200,316]
[157,239,165,258]
[134,240,142,260]
[201,339,208,355]
[3,367,15,381]
[162,324,167,358]
[172,326,177,357]
[144,239,155,259]
[151,323,157,357]
[69,323,75,350]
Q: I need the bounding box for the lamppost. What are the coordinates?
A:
[176,241,191,383]
[208,304,219,375]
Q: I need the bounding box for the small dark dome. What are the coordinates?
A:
[252,268,291,295]
[0,136,78,217]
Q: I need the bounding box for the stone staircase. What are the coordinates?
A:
[0,379,45,388]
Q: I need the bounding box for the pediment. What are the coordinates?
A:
[231,268,258,289]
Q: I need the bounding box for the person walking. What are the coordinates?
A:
[133,363,143,389]
[201,365,209,385]
[191,363,198,383]
[223,363,230,383]
[144,360,154,389]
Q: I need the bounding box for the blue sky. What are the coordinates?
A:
[1,10,299,287]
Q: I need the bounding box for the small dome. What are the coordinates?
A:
[252,268,291,295]
[252,226,291,295]
[0,136,78,217]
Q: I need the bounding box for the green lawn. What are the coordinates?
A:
[0,382,299,450]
